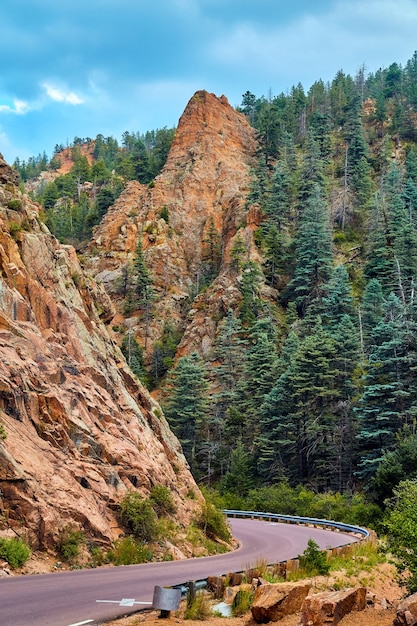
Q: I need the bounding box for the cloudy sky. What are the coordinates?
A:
[1,0,417,164]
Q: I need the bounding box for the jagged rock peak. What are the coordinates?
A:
[170,90,256,157]
[88,90,259,359]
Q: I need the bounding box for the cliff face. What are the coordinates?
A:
[88,91,260,358]
[0,154,200,550]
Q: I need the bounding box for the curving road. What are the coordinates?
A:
[0,518,359,626]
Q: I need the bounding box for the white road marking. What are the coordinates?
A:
[68,620,94,626]
[96,599,153,606]
[120,598,135,607]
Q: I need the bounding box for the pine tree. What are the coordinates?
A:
[237,317,279,450]
[239,260,263,325]
[297,131,325,204]
[121,332,148,386]
[363,196,395,293]
[163,352,209,475]
[322,264,356,326]
[220,439,254,497]
[289,185,334,316]
[356,293,417,482]
[265,161,292,231]
[360,278,384,352]
[132,235,153,305]
[209,310,247,476]
[130,235,156,343]
[258,318,340,488]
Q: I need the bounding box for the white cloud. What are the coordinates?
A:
[0,99,30,115]
[206,0,417,91]
[42,83,84,105]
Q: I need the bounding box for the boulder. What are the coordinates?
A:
[251,582,311,623]
[207,576,225,598]
[394,592,417,626]
[299,587,366,626]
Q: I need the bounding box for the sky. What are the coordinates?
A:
[1,0,417,164]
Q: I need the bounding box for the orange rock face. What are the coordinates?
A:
[88,90,259,359]
[0,153,201,550]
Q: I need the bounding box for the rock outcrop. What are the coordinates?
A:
[394,592,417,625]
[299,587,367,626]
[0,152,201,550]
[88,90,260,359]
[250,582,311,623]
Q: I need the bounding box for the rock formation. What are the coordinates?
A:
[250,581,311,623]
[0,152,201,551]
[394,592,417,625]
[299,586,367,626]
[88,90,260,359]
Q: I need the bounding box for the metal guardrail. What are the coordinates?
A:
[170,510,369,601]
[223,509,370,539]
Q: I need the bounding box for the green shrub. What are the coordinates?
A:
[384,479,417,592]
[88,545,108,568]
[185,591,211,620]
[149,485,177,516]
[119,492,158,541]
[159,205,169,223]
[329,540,383,578]
[0,537,31,569]
[232,589,254,616]
[56,525,85,563]
[8,221,22,238]
[197,501,231,543]
[107,537,153,565]
[7,199,22,211]
[299,538,330,576]
[0,422,6,440]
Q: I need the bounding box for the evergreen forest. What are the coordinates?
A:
[163,53,417,528]
[13,127,175,247]
[14,52,417,532]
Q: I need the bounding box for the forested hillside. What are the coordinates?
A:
[14,52,417,533]
[161,55,417,519]
[13,127,175,247]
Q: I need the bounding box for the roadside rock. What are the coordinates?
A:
[299,586,366,626]
[394,592,417,625]
[251,582,311,622]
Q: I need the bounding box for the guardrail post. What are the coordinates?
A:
[187,580,196,606]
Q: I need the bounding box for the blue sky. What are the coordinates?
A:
[1,0,417,164]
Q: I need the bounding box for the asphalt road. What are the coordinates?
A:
[0,517,358,626]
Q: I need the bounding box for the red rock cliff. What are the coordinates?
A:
[0,153,201,550]
[89,90,260,358]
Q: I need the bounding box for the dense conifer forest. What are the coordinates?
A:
[163,52,417,529]
[13,52,417,538]
[13,127,175,246]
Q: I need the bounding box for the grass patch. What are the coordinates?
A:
[232,589,254,616]
[185,591,211,620]
[186,523,229,556]
[328,540,384,577]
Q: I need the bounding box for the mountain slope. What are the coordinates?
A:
[0,153,200,551]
